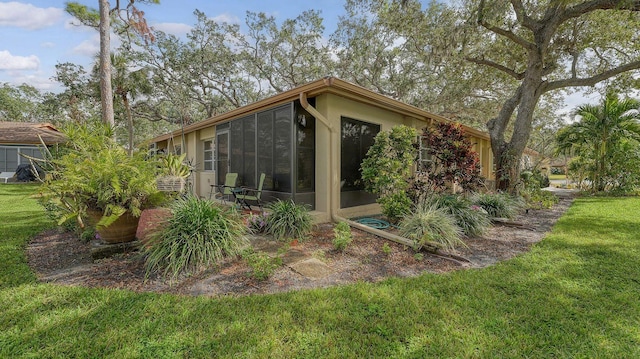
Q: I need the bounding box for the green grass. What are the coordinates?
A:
[1,184,640,358]
[549,174,568,180]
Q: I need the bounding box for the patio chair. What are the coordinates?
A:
[235,173,265,211]
[209,172,238,203]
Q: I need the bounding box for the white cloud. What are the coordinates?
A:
[153,22,192,36]
[72,39,100,57]
[211,13,240,24]
[6,72,56,90]
[0,50,39,70]
[41,42,56,48]
[0,2,64,30]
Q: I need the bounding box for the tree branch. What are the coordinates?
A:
[561,0,640,22]
[477,0,535,50]
[466,57,525,80]
[544,60,640,92]
[509,0,537,30]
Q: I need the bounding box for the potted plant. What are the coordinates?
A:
[39,123,164,243]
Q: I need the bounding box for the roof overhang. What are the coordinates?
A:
[149,77,490,143]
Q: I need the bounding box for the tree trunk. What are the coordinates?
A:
[99,0,115,132]
[122,93,134,156]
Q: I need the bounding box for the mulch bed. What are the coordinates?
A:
[26,195,575,297]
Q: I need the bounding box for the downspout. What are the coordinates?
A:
[298,92,422,250]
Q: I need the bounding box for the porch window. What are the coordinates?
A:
[417,135,433,173]
[216,101,316,209]
[203,139,214,171]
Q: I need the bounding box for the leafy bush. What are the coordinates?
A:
[399,204,463,251]
[333,221,353,251]
[38,122,164,230]
[521,170,550,189]
[522,188,559,210]
[415,122,485,194]
[471,192,523,219]
[265,199,313,241]
[378,191,412,224]
[241,248,282,281]
[143,196,247,280]
[422,194,491,237]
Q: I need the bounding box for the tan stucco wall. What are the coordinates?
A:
[197,128,216,197]
[153,94,497,220]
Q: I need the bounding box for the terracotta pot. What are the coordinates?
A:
[136,207,171,247]
[88,210,140,244]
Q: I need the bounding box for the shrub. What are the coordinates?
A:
[522,188,559,210]
[38,122,165,231]
[143,196,247,280]
[333,221,353,251]
[471,192,523,219]
[378,191,412,224]
[241,248,282,281]
[265,199,313,241]
[521,169,550,189]
[399,204,463,251]
[415,122,485,193]
[423,194,490,237]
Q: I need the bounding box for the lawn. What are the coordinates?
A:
[1,184,639,358]
[549,174,569,180]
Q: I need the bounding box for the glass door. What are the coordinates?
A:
[216,131,229,187]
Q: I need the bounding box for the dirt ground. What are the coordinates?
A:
[27,193,575,297]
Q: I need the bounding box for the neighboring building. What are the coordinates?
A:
[0,122,66,172]
[149,77,495,222]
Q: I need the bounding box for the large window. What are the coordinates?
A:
[216,101,315,208]
[295,101,315,193]
[203,139,214,171]
[340,117,380,208]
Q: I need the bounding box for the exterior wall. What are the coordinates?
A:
[197,127,216,198]
[151,89,497,221]
[318,93,427,219]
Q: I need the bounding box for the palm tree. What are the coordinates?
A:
[556,92,640,192]
[111,53,152,156]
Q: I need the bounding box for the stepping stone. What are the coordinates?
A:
[289,258,332,279]
[281,249,308,265]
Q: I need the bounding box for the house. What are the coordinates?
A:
[149,77,495,222]
[0,122,66,175]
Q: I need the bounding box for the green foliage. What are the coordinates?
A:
[556,92,640,193]
[159,153,191,178]
[332,221,353,251]
[38,122,164,230]
[399,204,464,251]
[422,194,491,237]
[143,196,247,280]
[520,169,550,189]
[381,242,392,255]
[241,248,282,281]
[361,126,417,223]
[361,125,417,196]
[522,189,559,210]
[377,191,412,224]
[471,192,523,219]
[265,199,313,241]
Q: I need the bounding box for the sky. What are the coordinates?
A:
[0,0,346,91]
[0,0,599,117]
